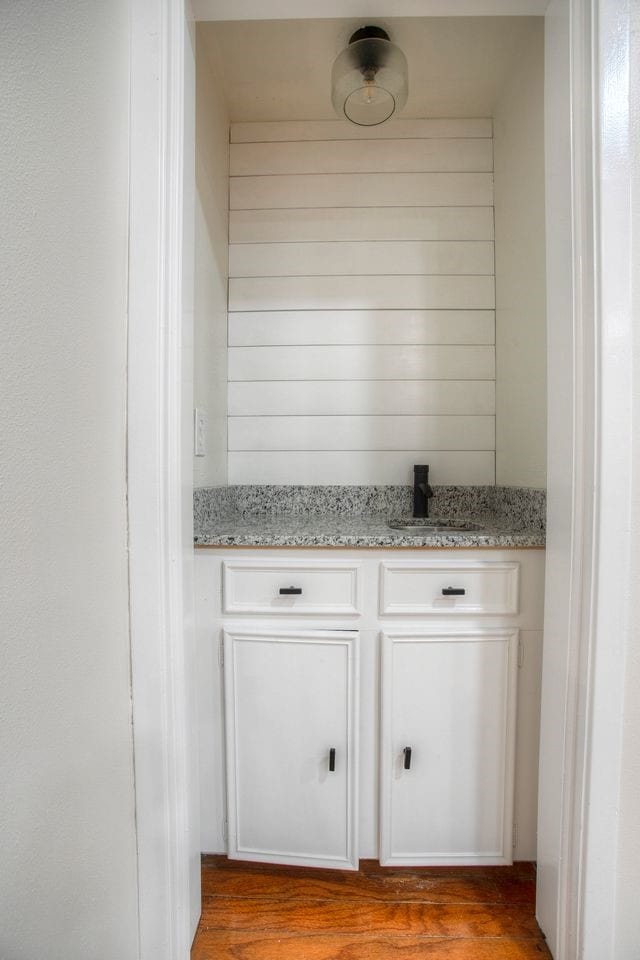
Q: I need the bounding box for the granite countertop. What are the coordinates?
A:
[194,515,545,549]
[194,486,546,550]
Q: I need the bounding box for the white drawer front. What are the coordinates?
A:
[380,560,519,616]
[223,560,361,616]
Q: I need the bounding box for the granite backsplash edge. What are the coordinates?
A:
[194,485,546,533]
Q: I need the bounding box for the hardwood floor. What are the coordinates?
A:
[192,857,552,959]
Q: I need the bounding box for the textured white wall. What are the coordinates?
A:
[493,22,547,487]
[194,28,229,487]
[0,3,138,958]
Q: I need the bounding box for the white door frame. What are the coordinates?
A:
[128,2,196,957]
[538,1,637,957]
[127,1,637,958]
[537,0,596,955]
[564,2,638,958]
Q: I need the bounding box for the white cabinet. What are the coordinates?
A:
[379,628,518,865]
[223,627,359,870]
[196,547,545,866]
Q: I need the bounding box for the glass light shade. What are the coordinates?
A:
[332,37,408,126]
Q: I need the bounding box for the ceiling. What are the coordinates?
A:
[193,0,550,19]
[198,17,543,122]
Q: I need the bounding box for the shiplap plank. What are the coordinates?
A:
[230,207,495,243]
[230,119,493,143]
[230,172,494,210]
[229,241,494,278]
[228,345,495,382]
[228,451,496,486]
[230,139,493,177]
[229,310,495,347]
[229,276,495,311]
[228,416,495,452]
[228,380,496,417]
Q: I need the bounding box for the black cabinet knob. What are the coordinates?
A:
[279,586,302,595]
[403,746,412,770]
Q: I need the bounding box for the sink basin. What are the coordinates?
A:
[387,518,483,533]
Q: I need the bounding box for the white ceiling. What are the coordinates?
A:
[198,17,543,122]
[193,0,550,19]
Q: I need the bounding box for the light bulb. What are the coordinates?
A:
[362,80,379,104]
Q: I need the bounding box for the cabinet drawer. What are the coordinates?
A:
[223,560,361,616]
[380,560,519,616]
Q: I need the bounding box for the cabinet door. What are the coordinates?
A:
[223,628,359,870]
[380,629,518,866]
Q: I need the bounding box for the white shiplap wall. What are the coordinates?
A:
[228,119,495,485]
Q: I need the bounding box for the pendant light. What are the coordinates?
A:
[331,26,408,126]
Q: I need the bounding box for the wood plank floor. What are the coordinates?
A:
[192,857,552,959]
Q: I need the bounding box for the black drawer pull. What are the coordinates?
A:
[329,747,336,772]
[403,746,412,770]
[442,586,466,596]
[279,586,302,595]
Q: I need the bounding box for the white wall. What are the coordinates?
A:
[194,27,229,486]
[227,119,496,486]
[493,21,547,487]
[0,2,138,958]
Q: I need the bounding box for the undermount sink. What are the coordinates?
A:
[387,518,483,533]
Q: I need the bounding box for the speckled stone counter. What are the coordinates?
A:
[194,485,546,549]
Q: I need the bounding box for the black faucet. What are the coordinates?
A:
[413,464,434,518]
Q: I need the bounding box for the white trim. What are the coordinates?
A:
[128,1,195,957]
[576,0,635,956]
[536,1,574,952]
[537,0,597,953]
[538,1,637,957]
[554,1,598,955]
[192,0,550,19]
[537,0,598,954]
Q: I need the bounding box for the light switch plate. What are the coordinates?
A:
[194,407,206,457]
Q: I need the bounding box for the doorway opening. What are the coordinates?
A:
[190,12,551,958]
[129,2,629,958]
